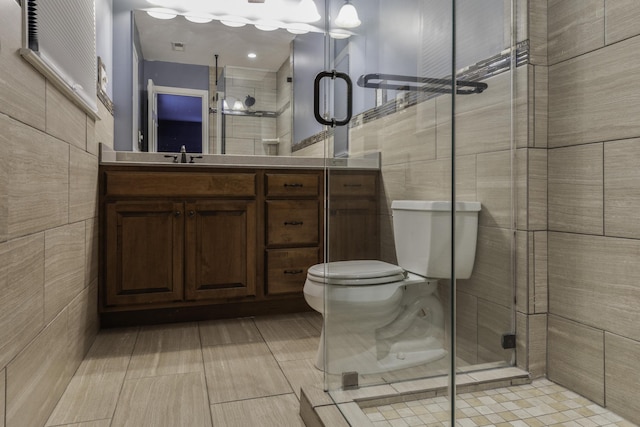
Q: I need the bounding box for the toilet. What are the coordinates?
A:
[303,200,481,375]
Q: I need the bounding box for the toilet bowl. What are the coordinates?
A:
[303,200,481,375]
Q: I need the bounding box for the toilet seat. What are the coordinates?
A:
[307,260,406,286]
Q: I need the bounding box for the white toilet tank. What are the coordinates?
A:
[391,200,481,279]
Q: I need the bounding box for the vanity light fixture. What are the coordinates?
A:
[254,21,280,31]
[185,15,214,23]
[220,16,247,27]
[247,52,257,59]
[146,8,178,19]
[334,0,361,28]
[329,29,352,39]
[286,23,311,34]
[296,0,321,23]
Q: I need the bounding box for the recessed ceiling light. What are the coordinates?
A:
[248,53,257,59]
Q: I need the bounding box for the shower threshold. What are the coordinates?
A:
[299,366,530,426]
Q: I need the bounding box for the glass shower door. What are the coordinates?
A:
[316,0,517,423]
[319,0,457,395]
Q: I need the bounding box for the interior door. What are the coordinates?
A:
[147,78,158,152]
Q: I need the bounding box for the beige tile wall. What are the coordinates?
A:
[347,67,527,371]
[0,0,112,425]
[276,57,293,156]
[546,2,640,423]
[547,0,604,65]
[222,67,278,156]
[547,315,604,406]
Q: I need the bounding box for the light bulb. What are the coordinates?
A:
[233,100,245,110]
[335,2,361,28]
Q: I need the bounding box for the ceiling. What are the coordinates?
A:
[134,9,300,71]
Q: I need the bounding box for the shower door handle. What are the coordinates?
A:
[313,70,353,127]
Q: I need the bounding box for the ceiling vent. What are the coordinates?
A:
[171,42,185,51]
[248,0,266,3]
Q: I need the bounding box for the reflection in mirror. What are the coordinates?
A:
[131,9,309,155]
[147,82,209,153]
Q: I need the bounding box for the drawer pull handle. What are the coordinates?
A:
[284,221,304,226]
[284,269,304,275]
[284,183,304,188]
[344,183,363,187]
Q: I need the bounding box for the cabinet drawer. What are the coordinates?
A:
[266,200,319,246]
[329,173,377,197]
[104,171,256,197]
[265,173,320,197]
[267,248,319,295]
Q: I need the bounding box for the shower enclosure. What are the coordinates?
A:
[315,0,519,422]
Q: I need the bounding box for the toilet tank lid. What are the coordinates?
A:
[391,200,481,212]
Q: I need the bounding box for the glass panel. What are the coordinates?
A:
[220,66,284,155]
[321,0,455,410]
[317,0,517,424]
[453,0,516,381]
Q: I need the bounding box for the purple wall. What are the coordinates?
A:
[143,60,209,91]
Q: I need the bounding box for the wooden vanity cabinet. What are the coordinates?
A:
[104,200,185,306]
[101,168,258,312]
[184,200,257,301]
[99,165,377,325]
[328,171,379,261]
[264,172,323,296]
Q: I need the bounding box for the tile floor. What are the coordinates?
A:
[44,314,637,427]
[45,313,323,427]
[363,379,638,427]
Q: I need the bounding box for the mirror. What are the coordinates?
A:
[130,9,305,155]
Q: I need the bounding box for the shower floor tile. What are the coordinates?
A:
[362,379,638,427]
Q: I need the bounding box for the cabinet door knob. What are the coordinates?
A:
[188,210,195,217]
[175,211,182,217]
[284,269,304,275]
[284,221,303,226]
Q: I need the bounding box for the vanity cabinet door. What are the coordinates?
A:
[329,199,379,261]
[104,201,184,307]
[328,171,380,262]
[184,200,257,301]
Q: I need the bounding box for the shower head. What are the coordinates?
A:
[244,95,256,107]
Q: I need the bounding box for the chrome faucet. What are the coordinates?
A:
[164,145,189,163]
